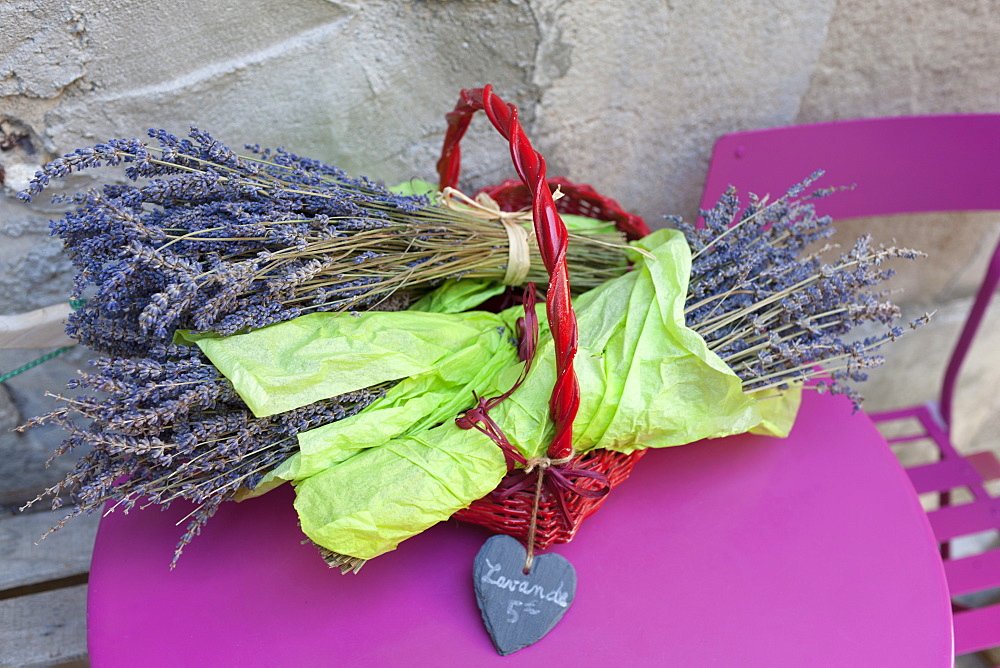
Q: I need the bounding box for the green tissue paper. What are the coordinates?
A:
[193,228,794,559]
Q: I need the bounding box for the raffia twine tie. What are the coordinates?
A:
[521,454,573,573]
[440,187,534,285]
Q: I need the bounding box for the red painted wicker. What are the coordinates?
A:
[438,86,652,549]
[453,448,648,549]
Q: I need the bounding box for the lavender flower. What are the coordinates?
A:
[674,173,925,406]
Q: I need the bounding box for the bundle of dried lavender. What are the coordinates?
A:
[20,128,629,356]
[677,172,927,405]
[19,340,392,563]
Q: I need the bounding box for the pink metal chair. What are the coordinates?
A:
[700,114,1000,657]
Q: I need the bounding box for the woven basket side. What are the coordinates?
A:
[452,448,647,549]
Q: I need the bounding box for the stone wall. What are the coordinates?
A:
[2,0,999,498]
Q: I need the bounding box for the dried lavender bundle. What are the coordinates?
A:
[20,128,629,356]
[20,341,391,564]
[675,172,927,406]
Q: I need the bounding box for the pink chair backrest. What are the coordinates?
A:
[701,114,1000,425]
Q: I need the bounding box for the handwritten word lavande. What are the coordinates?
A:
[480,559,570,609]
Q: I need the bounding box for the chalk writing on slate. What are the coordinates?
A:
[473,534,577,655]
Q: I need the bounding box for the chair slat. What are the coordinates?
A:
[944,548,1000,597]
[954,603,1000,656]
[926,498,1000,542]
[906,458,986,495]
[967,451,1000,483]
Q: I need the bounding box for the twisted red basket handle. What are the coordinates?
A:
[437,85,578,460]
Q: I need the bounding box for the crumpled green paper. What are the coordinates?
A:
[190,309,511,418]
[192,228,796,559]
[408,278,505,314]
[292,424,506,560]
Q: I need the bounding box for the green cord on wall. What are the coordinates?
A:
[0,345,77,384]
[0,300,85,384]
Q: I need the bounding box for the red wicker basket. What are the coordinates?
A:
[437,86,652,549]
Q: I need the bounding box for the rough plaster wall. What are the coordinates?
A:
[797,0,1000,121]
[39,0,540,185]
[529,0,837,225]
[1,0,1000,500]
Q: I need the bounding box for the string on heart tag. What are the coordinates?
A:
[519,454,571,573]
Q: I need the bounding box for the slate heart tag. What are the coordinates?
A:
[473,534,577,656]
